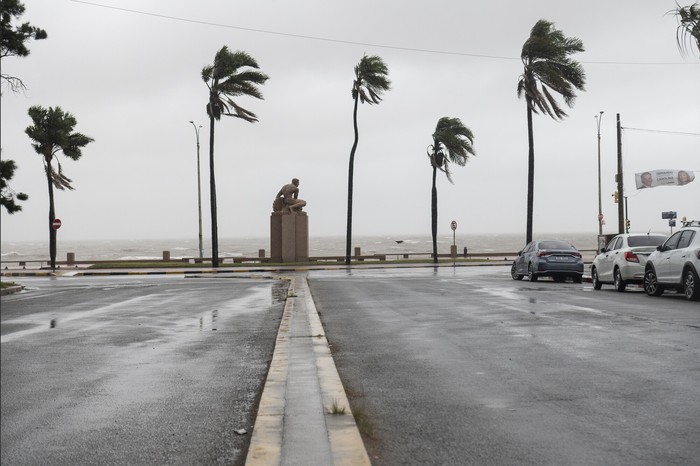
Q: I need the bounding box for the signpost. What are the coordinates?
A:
[450,220,457,263]
[662,211,677,233]
[52,218,62,230]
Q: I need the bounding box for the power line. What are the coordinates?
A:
[70,0,700,66]
[622,127,700,136]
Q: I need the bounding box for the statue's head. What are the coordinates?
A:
[292,178,299,186]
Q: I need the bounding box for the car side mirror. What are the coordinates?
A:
[518,250,523,256]
[600,248,606,253]
[657,245,663,251]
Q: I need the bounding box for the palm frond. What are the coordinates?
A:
[203,46,269,123]
[352,54,391,105]
[669,2,700,57]
[428,117,475,184]
[518,19,586,121]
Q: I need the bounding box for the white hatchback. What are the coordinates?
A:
[643,223,700,301]
[591,233,667,292]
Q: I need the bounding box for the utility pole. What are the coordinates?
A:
[616,113,624,234]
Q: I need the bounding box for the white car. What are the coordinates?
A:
[591,233,667,292]
[643,223,700,301]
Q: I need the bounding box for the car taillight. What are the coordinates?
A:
[696,249,700,260]
[536,251,551,257]
[572,252,582,258]
[624,251,639,263]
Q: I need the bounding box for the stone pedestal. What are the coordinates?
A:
[270,212,309,262]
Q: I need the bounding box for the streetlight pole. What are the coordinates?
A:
[595,111,604,236]
[189,121,204,259]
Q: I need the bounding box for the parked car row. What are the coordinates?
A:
[510,221,700,301]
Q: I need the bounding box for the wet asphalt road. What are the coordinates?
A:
[308,266,700,466]
[1,275,287,466]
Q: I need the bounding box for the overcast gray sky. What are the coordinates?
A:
[1,0,699,244]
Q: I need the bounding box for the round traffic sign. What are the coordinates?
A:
[450,220,457,231]
[52,218,62,230]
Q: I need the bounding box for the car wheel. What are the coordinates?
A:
[683,269,700,301]
[511,262,523,280]
[528,264,538,282]
[592,268,602,290]
[614,268,626,292]
[644,268,664,297]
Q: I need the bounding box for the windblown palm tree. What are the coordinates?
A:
[346,54,390,265]
[427,117,475,264]
[202,46,268,267]
[25,106,93,270]
[670,2,700,57]
[517,19,585,245]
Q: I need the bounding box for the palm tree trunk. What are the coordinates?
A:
[431,165,438,264]
[208,111,219,268]
[526,99,535,245]
[45,161,56,271]
[345,95,360,265]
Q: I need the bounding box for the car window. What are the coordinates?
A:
[611,237,623,250]
[663,231,682,250]
[605,236,619,251]
[627,235,667,247]
[677,230,696,249]
[538,240,575,250]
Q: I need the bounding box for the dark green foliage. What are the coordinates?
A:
[517,19,585,120]
[202,46,269,123]
[1,0,47,92]
[429,117,475,183]
[351,55,391,105]
[26,106,93,191]
[0,158,28,214]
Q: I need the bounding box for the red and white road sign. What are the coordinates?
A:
[450,220,457,231]
[52,218,62,230]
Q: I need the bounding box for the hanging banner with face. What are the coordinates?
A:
[635,169,695,189]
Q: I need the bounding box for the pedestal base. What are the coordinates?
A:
[270,212,309,262]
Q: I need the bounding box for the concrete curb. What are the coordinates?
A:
[0,285,24,296]
[246,276,370,466]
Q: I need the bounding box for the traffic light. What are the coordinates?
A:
[626,219,630,232]
[614,191,619,203]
